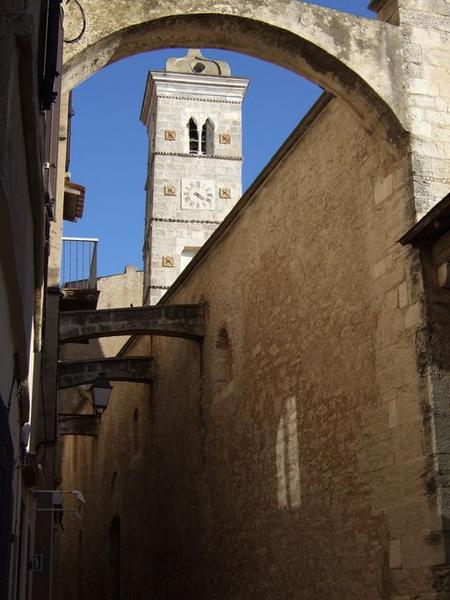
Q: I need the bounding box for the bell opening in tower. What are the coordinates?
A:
[188,118,199,154]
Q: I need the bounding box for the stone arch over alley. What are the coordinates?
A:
[62,0,407,152]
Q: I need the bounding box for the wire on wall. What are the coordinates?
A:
[64,0,86,44]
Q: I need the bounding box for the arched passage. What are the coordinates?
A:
[62,0,407,152]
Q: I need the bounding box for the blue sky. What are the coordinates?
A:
[64,0,373,276]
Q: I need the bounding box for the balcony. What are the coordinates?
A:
[60,237,100,311]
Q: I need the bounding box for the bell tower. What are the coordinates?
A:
[140,49,249,305]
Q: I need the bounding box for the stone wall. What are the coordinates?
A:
[141,69,247,304]
[388,0,450,215]
[55,94,443,598]
[145,151,240,304]
[0,3,69,598]
[0,5,47,597]
[96,265,144,311]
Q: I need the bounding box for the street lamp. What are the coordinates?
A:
[89,375,113,414]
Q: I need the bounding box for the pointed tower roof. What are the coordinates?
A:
[165,49,231,77]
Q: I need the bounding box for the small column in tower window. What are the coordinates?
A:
[201,119,214,155]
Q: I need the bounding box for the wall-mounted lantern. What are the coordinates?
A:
[89,376,113,414]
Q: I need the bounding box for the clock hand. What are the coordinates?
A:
[193,191,207,202]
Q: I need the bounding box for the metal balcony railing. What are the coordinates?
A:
[61,237,98,289]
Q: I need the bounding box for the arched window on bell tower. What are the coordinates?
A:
[201,119,214,156]
[188,118,199,154]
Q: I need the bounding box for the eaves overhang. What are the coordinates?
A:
[63,179,85,221]
[399,192,450,248]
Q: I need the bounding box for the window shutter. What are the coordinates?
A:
[42,0,63,220]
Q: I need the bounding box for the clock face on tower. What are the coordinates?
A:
[181,178,215,210]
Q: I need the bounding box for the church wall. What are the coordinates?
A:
[55,96,438,598]
[148,98,434,598]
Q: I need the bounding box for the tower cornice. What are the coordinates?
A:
[140,71,249,125]
[152,151,242,161]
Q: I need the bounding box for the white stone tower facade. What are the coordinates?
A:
[140,49,249,305]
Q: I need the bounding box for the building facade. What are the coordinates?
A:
[140,49,248,304]
[0,1,64,599]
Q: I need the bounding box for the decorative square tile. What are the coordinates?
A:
[164,130,176,141]
[164,185,176,196]
[219,187,231,199]
[162,256,175,267]
[219,133,231,144]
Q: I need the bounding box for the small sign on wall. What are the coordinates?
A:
[32,554,44,572]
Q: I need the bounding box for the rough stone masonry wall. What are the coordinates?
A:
[55,97,443,599]
[399,0,450,215]
[397,1,450,588]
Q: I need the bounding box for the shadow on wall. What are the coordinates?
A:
[109,516,120,600]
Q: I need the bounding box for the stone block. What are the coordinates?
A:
[397,387,421,424]
[398,282,409,308]
[401,535,444,568]
[386,500,430,538]
[390,539,402,569]
[394,421,425,463]
[410,28,442,48]
[409,78,437,95]
[374,173,394,204]
[404,303,423,329]
[389,399,398,428]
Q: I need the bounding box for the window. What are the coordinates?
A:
[188,118,199,154]
[188,118,214,155]
[201,119,214,155]
[180,247,200,271]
